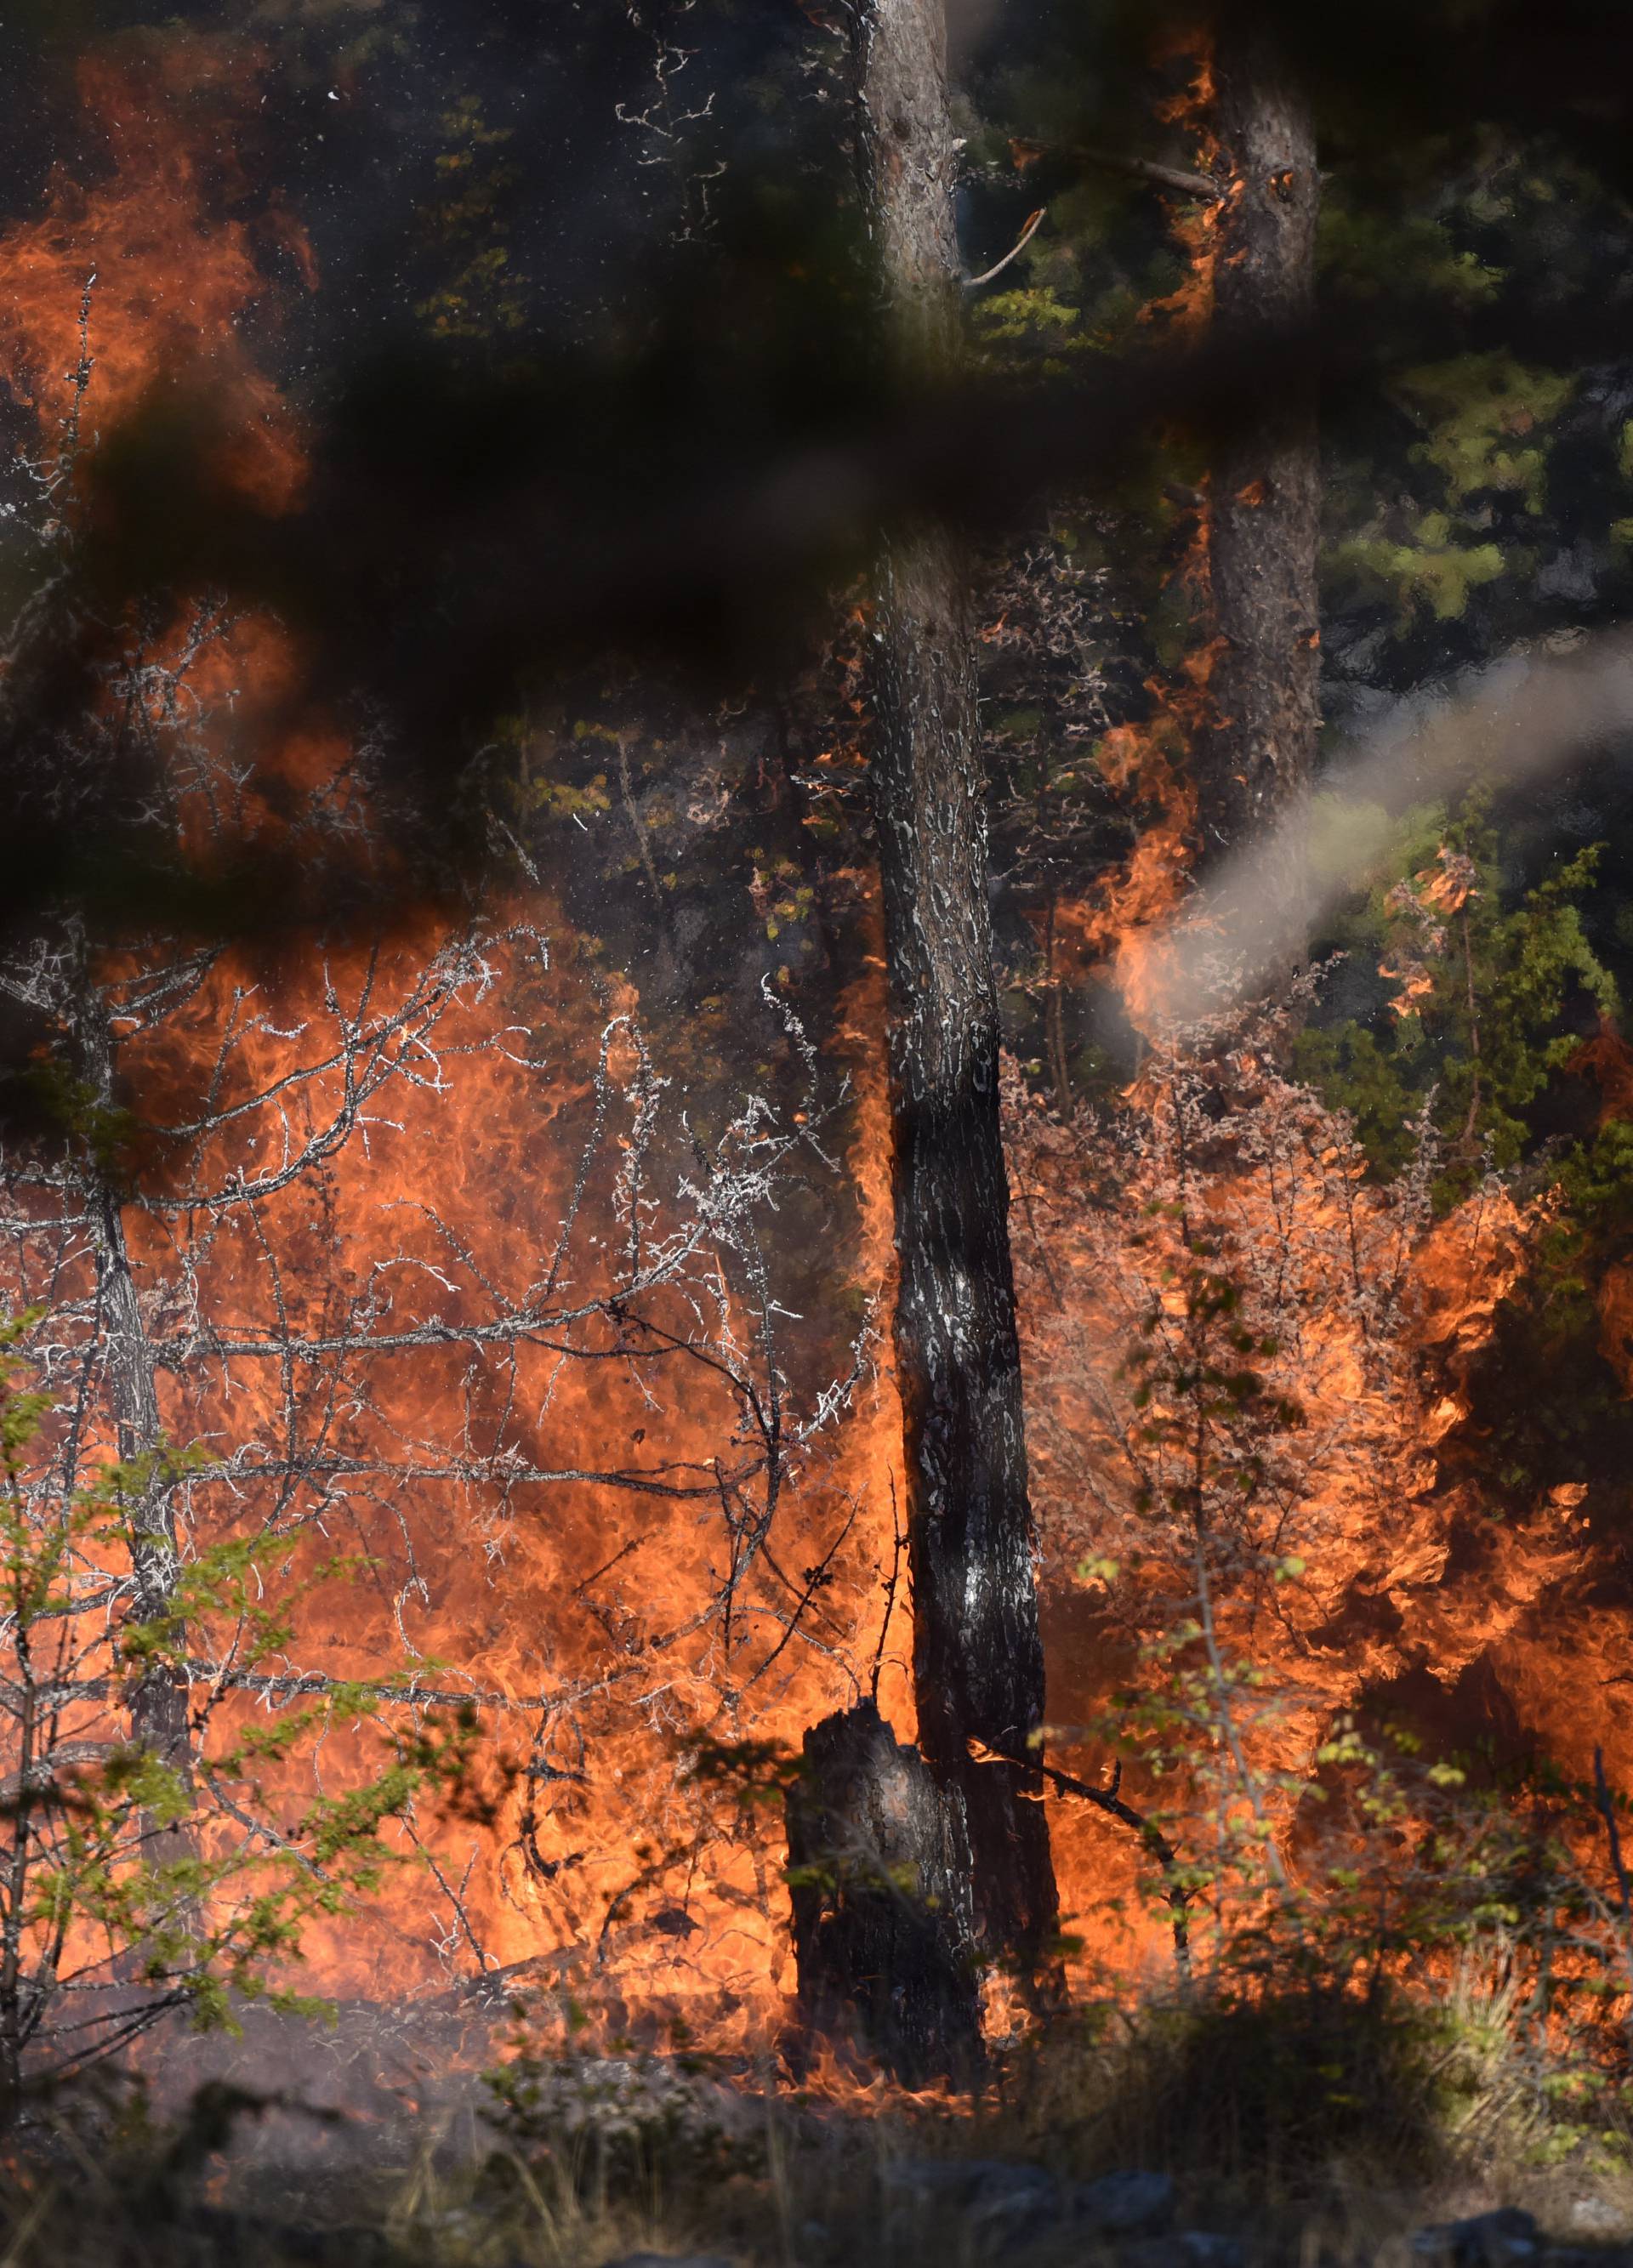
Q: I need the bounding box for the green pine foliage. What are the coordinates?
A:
[1294,793,1619,1197]
[1326,355,1577,630]
[1295,794,1633,1498]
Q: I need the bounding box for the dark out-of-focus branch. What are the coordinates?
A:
[0,223,1624,1018]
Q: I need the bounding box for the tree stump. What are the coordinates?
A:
[784,1700,982,2087]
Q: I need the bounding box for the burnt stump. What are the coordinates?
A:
[783,1701,982,2087]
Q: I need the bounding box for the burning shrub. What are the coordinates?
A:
[1005,962,1633,2122]
[1006,986,1437,1903]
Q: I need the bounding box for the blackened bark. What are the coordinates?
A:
[785,1701,982,2086]
[1196,27,1319,877]
[847,0,1057,1961]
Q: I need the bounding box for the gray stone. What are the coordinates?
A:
[1412,2208,1539,2267]
[1071,2171,1179,2238]
[1175,2237,1245,2268]
[882,2157,1055,2203]
[1567,2197,1627,2240]
[880,2158,1180,2254]
[968,2166,1066,2242]
[606,2256,735,2268]
[1124,2237,1244,2268]
[880,2157,1064,2249]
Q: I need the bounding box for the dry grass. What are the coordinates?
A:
[4,1977,1633,2268]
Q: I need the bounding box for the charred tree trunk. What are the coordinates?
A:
[785,1702,982,2085]
[845,0,1057,1964]
[1196,26,1319,879]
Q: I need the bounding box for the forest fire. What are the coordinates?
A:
[1,35,309,513]
[0,36,909,2058]
[2,14,1633,2250]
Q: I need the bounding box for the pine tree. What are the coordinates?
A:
[845,0,1057,1965]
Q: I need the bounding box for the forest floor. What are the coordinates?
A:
[10,2004,1633,2268]
[9,2104,1633,2268]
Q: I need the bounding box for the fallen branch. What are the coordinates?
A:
[963,208,1046,289]
[1077,148,1224,202]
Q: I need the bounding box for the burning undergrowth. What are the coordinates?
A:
[1006,963,1633,2123]
[0,29,909,2094]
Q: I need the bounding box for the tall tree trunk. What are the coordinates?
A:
[847,0,1057,1964]
[72,948,192,1858]
[1195,26,1319,876]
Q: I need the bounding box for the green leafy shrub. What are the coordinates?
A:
[0,1310,477,2125]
